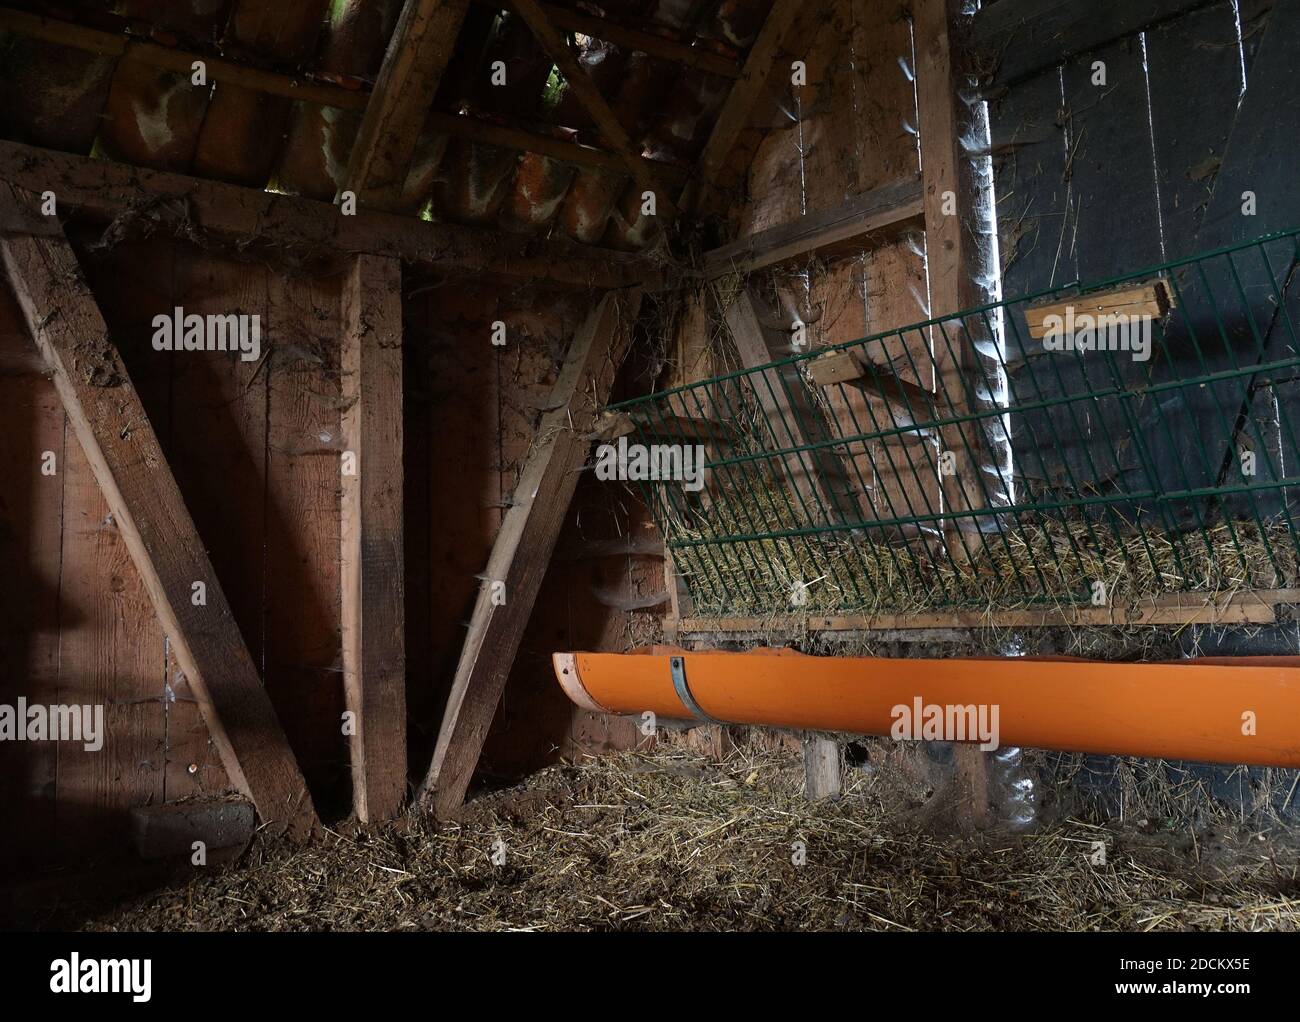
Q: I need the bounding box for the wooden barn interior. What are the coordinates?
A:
[3,0,1300,932]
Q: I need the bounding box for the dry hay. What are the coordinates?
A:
[80,747,1300,933]
[667,485,1299,620]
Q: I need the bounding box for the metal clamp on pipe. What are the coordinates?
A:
[670,655,715,722]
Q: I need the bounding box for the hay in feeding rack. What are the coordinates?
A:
[666,485,1299,619]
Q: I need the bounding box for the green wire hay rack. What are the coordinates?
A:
[608,229,1300,618]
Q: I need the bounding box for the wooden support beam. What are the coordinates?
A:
[421,289,643,817]
[0,183,318,840]
[915,0,1003,828]
[480,1,742,78]
[704,177,925,278]
[595,410,734,443]
[512,0,678,220]
[807,348,938,412]
[726,290,855,523]
[0,141,654,290]
[684,0,807,212]
[340,0,471,210]
[915,0,1005,560]
[0,7,687,189]
[802,734,842,800]
[340,254,407,823]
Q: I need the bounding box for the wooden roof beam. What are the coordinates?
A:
[0,6,362,110]
[480,0,741,78]
[340,0,472,211]
[0,141,658,290]
[512,0,679,220]
[681,0,807,214]
[0,6,688,192]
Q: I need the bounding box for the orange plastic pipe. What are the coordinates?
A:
[553,647,1300,767]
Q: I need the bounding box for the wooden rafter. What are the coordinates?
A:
[0,183,319,840]
[420,289,643,817]
[683,0,807,213]
[422,110,689,186]
[481,0,741,78]
[512,0,679,220]
[0,6,688,190]
[341,0,472,210]
[0,6,361,110]
[704,176,924,277]
[0,141,656,290]
[340,254,407,824]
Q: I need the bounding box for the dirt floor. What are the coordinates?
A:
[68,743,1300,932]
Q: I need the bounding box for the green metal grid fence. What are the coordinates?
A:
[607,228,1300,617]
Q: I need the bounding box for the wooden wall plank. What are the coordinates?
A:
[160,254,259,801]
[0,289,63,869]
[410,286,500,781]
[54,433,166,853]
[265,273,347,814]
[340,254,406,822]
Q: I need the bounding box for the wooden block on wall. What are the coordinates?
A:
[1024,279,1175,339]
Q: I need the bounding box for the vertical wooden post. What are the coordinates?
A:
[340,254,407,823]
[914,0,1002,826]
[803,733,842,800]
